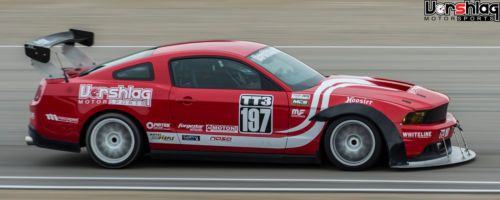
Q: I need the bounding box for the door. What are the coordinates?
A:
[168,57,289,153]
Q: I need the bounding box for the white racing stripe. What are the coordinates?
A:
[278,78,373,134]
[287,82,371,148]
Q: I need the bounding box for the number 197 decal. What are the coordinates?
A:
[239,95,273,134]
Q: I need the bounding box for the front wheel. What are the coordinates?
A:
[86,113,143,168]
[324,116,382,171]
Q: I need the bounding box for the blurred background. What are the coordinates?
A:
[4,0,500,45]
[0,0,499,199]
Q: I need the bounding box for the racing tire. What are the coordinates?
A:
[86,113,143,168]
[324,116,382,171]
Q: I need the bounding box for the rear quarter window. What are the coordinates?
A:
[112,62,154,81]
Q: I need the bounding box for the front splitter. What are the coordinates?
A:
[392,146,476,169]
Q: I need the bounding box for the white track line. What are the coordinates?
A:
[0,185,499,193]
[4,45,500,49]
[0,176,499,185]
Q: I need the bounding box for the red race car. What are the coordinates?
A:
[24,29,476,170]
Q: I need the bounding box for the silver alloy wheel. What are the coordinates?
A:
[89,118,135,164]
[330,120,376,167]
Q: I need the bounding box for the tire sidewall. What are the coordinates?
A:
[323,115,382,171]
[86,113,143,169]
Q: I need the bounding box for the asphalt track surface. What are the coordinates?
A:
[1,0,500,198]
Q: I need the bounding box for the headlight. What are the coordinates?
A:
[403,111,426,124]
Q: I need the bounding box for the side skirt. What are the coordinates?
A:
[148,150,321,165]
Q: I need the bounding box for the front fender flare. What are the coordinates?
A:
[310,103,407,166]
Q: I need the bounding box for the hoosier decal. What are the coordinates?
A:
[78,84,153,107]
[239,94,273,134]
[345,96,373,105]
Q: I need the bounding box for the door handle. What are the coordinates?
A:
[180,96,194,105]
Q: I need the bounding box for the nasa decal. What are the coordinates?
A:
[239,94,273,134]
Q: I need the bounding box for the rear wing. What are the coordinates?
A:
[24,29,97,78]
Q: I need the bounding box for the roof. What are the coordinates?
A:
[153,40,267,57]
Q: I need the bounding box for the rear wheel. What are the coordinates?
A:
[324,116,382,171]
[86,113,143,168]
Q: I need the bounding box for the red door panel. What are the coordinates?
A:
[169,87,289,153]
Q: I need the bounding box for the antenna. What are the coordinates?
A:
[54,52,69,83]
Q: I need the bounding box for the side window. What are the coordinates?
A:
[113,62,154,80]
[170,58,281,91]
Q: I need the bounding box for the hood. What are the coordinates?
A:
[305,75,449,111]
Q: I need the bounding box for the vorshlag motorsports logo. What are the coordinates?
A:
[424,0,500,22]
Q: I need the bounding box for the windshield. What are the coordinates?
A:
[248,47,325,91]
[80,49,154,76]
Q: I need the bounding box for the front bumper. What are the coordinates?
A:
[26,125,81,152]
[392,122,476,169]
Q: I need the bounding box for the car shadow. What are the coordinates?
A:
[34,149,396,172]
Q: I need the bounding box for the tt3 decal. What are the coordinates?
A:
[239,94,273,134]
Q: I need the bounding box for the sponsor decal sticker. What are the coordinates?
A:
[291,93,311,106]
[182,135,201,141]
[291,99,309,106]
[291,109,306,118]
[424,0,500,22]
[45,113,79,124]
[148,132,176,143]
[206,124,238,133]
[146,122,171,131]
[78,84,153,107]
[345,96,373,105]
[210,136,232,142]
[178,123,204,132]
[249,47,279,62]
[439,127,451,139]
[402,131,432,139]
[407,86,427,98]
[239,94,273,134]
[291,93,311,100]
